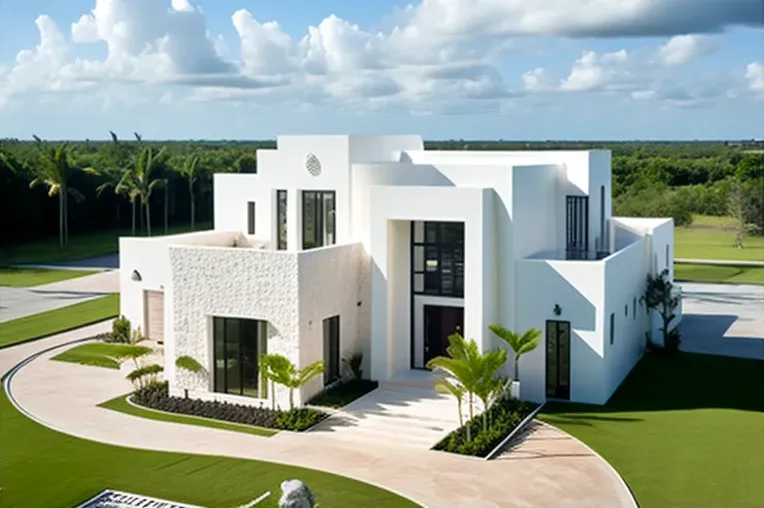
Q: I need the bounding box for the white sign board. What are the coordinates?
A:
[75,490,205,508]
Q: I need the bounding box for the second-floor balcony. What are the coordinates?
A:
[565,248,611,261]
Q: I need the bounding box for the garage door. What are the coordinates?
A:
[144,290,165,344]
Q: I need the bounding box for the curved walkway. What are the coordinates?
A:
[2,323,636,508]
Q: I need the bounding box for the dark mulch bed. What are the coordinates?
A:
[132,382,328,432]
[307,379,379,408]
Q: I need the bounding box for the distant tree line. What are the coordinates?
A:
[1,137,762,249]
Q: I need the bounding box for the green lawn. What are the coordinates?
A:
[0,266,97,287]
[0,294,119,348]
[52,343,152,370]
[0,390,416,508]
[675,226,764,261]
[99,394,278,437]
[540,353,764,508]
[1,222,211,265]
[675,263,764,285]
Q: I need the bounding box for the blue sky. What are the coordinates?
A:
[0,0,762,140]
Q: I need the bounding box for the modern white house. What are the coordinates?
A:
[119,134,681,409]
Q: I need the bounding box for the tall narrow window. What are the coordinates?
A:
[633,297,637,319]
[600,185,606,251]
[276,190,287,250]
[665,244,670,268]
[609,313,615,345]
[565,196,589,259]
[323,315,340,386]
[247,202,256,235]
[302,190,336,249]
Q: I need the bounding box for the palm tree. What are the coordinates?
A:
[259,354,325,410]
[116,146,168,237]
[22,136,87,249]
[173,154,203,230]
[488,325,541,381]
[434,376,466,426]
[427,333,507,438]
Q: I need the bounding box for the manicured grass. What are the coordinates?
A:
[540,353,764,508]
[52,343,152,370]
[675,263,764,285]
[675,227,764,261]
[0,390,417,508]
[688,214,737,228]
[99,394,278,437]
[1,222,211,265]
[0,266,97,287]
[308,380,379,408]
[0,294,119,348]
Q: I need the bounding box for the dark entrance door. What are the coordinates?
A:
[424,305,464,365]
[546,320,571,400]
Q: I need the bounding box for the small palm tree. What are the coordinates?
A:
[434,376,466,426]
[488,325,541,381]
[260,354,325,410]
[116,146,168,237]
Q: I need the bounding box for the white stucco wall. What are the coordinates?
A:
[515,259,606,404]
[602,237,650,400]
[296,242,369,402]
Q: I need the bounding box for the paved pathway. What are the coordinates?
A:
[0,270,119,323]
[13,253,120,271]
[2,323,636,508]
[675,258,764,267]
[678,282,764,360]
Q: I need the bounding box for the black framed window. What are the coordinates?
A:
[302,191,335,249]
[665,244,670,268]
[213,317,268,398]
[247,202,256,235]
[633,297,637,319]
[566,196,589,259]
[323,315,340,386]
[411,221,464,297]
[276,190,287,250]
[609,313,615,345]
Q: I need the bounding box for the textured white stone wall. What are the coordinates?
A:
[168,242,368,408]
[169,244,300,409]
[296,242,370,403]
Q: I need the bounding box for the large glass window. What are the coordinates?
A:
[213,317,268,398]
[411,221,464,297]
[302,191,336,249]
[276,190,287,250]
[323,315,340,386]
[247,202,256,235]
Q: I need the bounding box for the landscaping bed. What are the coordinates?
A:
[307,379,379,408]
[132,383,329,432]
[432,397,539,458]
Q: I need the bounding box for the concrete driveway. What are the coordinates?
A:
[0,270,119,323]
[678,282,764,360]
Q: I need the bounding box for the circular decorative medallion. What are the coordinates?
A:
[305,153,322,177]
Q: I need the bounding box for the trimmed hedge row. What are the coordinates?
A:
[433,397,538,457]
[132,383,328,432]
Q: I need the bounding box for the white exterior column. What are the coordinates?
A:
[287,188,301,251]
[370,215,391,380]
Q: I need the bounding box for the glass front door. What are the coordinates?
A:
[545,320,571,400]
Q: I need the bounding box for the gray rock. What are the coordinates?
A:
[278,479,316,508]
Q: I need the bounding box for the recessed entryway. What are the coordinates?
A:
[423,305,463,365]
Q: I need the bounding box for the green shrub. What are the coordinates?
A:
[274,408,327,431]
[175,355,204,374]
[127,363,164,389]
[111,315,131,343]
[433,397,537,457]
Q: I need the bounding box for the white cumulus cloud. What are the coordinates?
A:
[657,34,717,67]
[745,62,764,98]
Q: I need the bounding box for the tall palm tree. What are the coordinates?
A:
[116,146,167,237]
[23,136,87,249]
[434,376,466,426]
[259,354,325,410]
[488,325,541,381]
[173,154,203,230]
